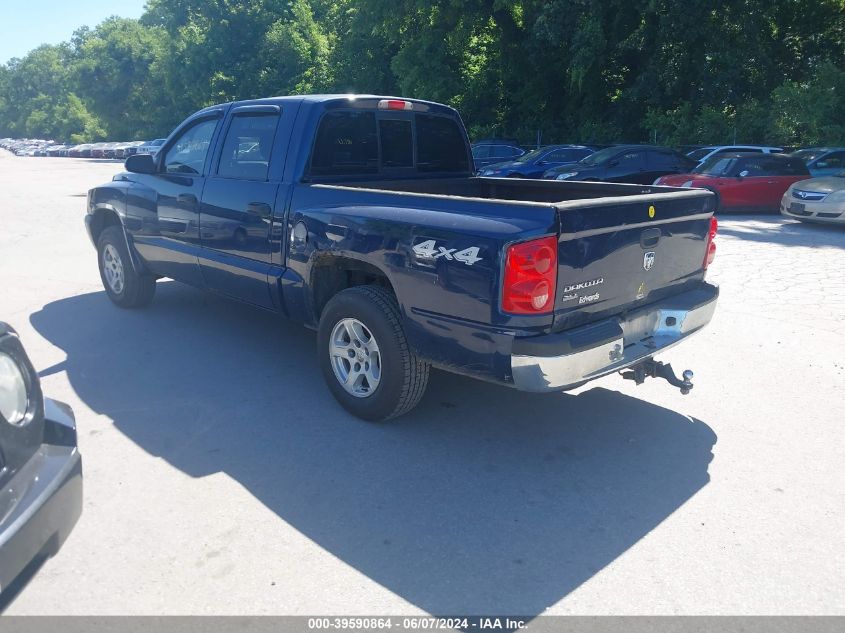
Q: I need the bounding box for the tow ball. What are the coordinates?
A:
[621,359,694,394]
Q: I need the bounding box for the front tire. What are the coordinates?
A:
[318,285,429,421]
[97,226,156,308]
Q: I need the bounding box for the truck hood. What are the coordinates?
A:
[792,176,845,194]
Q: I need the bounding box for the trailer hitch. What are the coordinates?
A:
[621,359,694,394]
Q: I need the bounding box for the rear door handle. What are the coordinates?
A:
[246,202,272,219]
[176,193,197,205]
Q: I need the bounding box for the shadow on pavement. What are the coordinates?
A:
[719,214,845,248]
[31,282,717,616]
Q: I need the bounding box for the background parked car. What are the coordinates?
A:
[655,152,810,212]
[471,140,525,171]
[135,138,167,156]
[686,145,783,164]
[478,144,594,178]
[780,169,845,224]
[790,147,845,177]
[543,145,696,184]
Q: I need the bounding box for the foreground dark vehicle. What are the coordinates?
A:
[0,323,82,600]
[86,94,718,421]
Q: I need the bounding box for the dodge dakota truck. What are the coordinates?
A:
[85,95,718,421]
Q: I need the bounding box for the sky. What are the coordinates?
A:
[0,0,147,64]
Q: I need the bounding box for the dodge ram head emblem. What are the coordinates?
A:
[643,251,655,271]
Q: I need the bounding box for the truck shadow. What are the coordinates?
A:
[30,282,716,617]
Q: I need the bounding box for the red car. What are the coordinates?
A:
[655,152,810,212]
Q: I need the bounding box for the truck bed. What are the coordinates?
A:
[319,176,691,205]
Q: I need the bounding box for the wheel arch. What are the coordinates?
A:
[309,253,397,323]
[88,206,124,245]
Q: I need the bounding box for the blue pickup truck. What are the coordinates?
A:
[85,95,719,421]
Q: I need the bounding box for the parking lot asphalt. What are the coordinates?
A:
[1,150,844,615]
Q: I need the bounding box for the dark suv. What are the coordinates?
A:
[543,145,696,185]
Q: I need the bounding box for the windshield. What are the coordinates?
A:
[513,148,547,163]
[694,156,736,176]
[791,149,824,162]
[687,148,713,161]
[578,146,620,167]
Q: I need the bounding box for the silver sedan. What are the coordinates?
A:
[781,170,845,224]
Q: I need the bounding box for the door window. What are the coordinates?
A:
[163,118,219,175]
[217,112,280,180]
[816,152,845,170]
[616,151,646,168]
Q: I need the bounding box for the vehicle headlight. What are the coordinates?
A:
[0,352,28,425]
[555,172,578,180]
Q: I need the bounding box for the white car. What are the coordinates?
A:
[781,171,845,224]
[687,145,783,164]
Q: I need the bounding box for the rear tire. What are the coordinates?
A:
[97,226,156,308]
[318,285,429,421]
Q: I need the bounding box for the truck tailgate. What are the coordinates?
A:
[553,189,715,331]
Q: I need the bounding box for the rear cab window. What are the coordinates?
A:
[308,108,470,178]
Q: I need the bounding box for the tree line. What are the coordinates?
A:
[1,0,843,146]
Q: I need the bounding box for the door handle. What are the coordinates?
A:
[176,193,197,205]
[246,202,272,219]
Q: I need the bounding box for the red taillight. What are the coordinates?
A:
[703,216,717,270]
[378,99,413,111]
[502,236,558,314]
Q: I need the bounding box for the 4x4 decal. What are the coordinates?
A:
[413,239,483,265]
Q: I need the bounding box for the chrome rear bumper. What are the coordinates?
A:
[511,284,718,392]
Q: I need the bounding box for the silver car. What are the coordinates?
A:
[781,170,845,225]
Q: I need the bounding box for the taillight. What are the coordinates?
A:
[703,216,717,270]
[502,236,558,314]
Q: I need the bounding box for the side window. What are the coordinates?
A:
[617,151,645,167]
[217,112,280,181]
[492,145,520,158]
[379,119,413,168]
[163,118,219,175]
[651,151,681,169]
[817,152,845,169]
[310,111,378,176]
[472,145,491,159]
[738,159,767,176]
[766,158,808,176]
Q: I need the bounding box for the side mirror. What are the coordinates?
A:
[125,153,157,174]
[737,170,749,179]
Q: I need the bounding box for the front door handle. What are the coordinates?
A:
[176,193,198,205]
[246,202,272,219]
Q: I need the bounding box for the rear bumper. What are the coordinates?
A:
[0,399,83,594]
[511,283,718,392]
